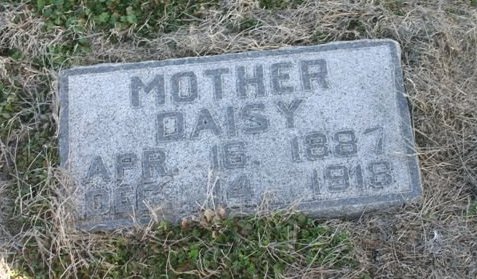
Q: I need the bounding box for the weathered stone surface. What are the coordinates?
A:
[59,39,421,230]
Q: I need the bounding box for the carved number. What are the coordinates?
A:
[325,165,349,191]
[304,132,329,160]
[334,130,358,156]
[368,161,393,188]
[210,142,247,170]
[290,129,358,161]
[310,161,393,195]
[364,126,384,154]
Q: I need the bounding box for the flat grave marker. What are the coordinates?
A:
[59,39,422,230]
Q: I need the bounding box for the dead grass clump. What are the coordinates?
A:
[1,0,477,278]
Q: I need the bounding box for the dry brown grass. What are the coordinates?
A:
[1,0,477,278]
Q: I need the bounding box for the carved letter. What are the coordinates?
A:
[156,112,185,142]
[142,149,168,183]
[276,99,303,128]
[300,59,329,90]
[85,156,110,182]
[271,62,294,94]
[116,153,137,183]
[171,71,198,103]
[85,189,110,216]
[190,109,222,138]
[204,68,229,100]
[241,103,269,134]
[130,75,165,107]
[225,106,237,137]
[136,183,161,213]
[113,186,135,214]
[236,65,265,98]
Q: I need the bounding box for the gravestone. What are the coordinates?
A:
[59,39,422,230]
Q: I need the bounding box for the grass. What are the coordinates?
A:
[259,0,305,9]
[33,0,220,35]
[1,0,477,278]
[20,213,356,278]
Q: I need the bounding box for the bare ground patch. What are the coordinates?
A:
[1,0,477,278]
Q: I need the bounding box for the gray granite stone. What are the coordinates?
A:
[59,39,422,230]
